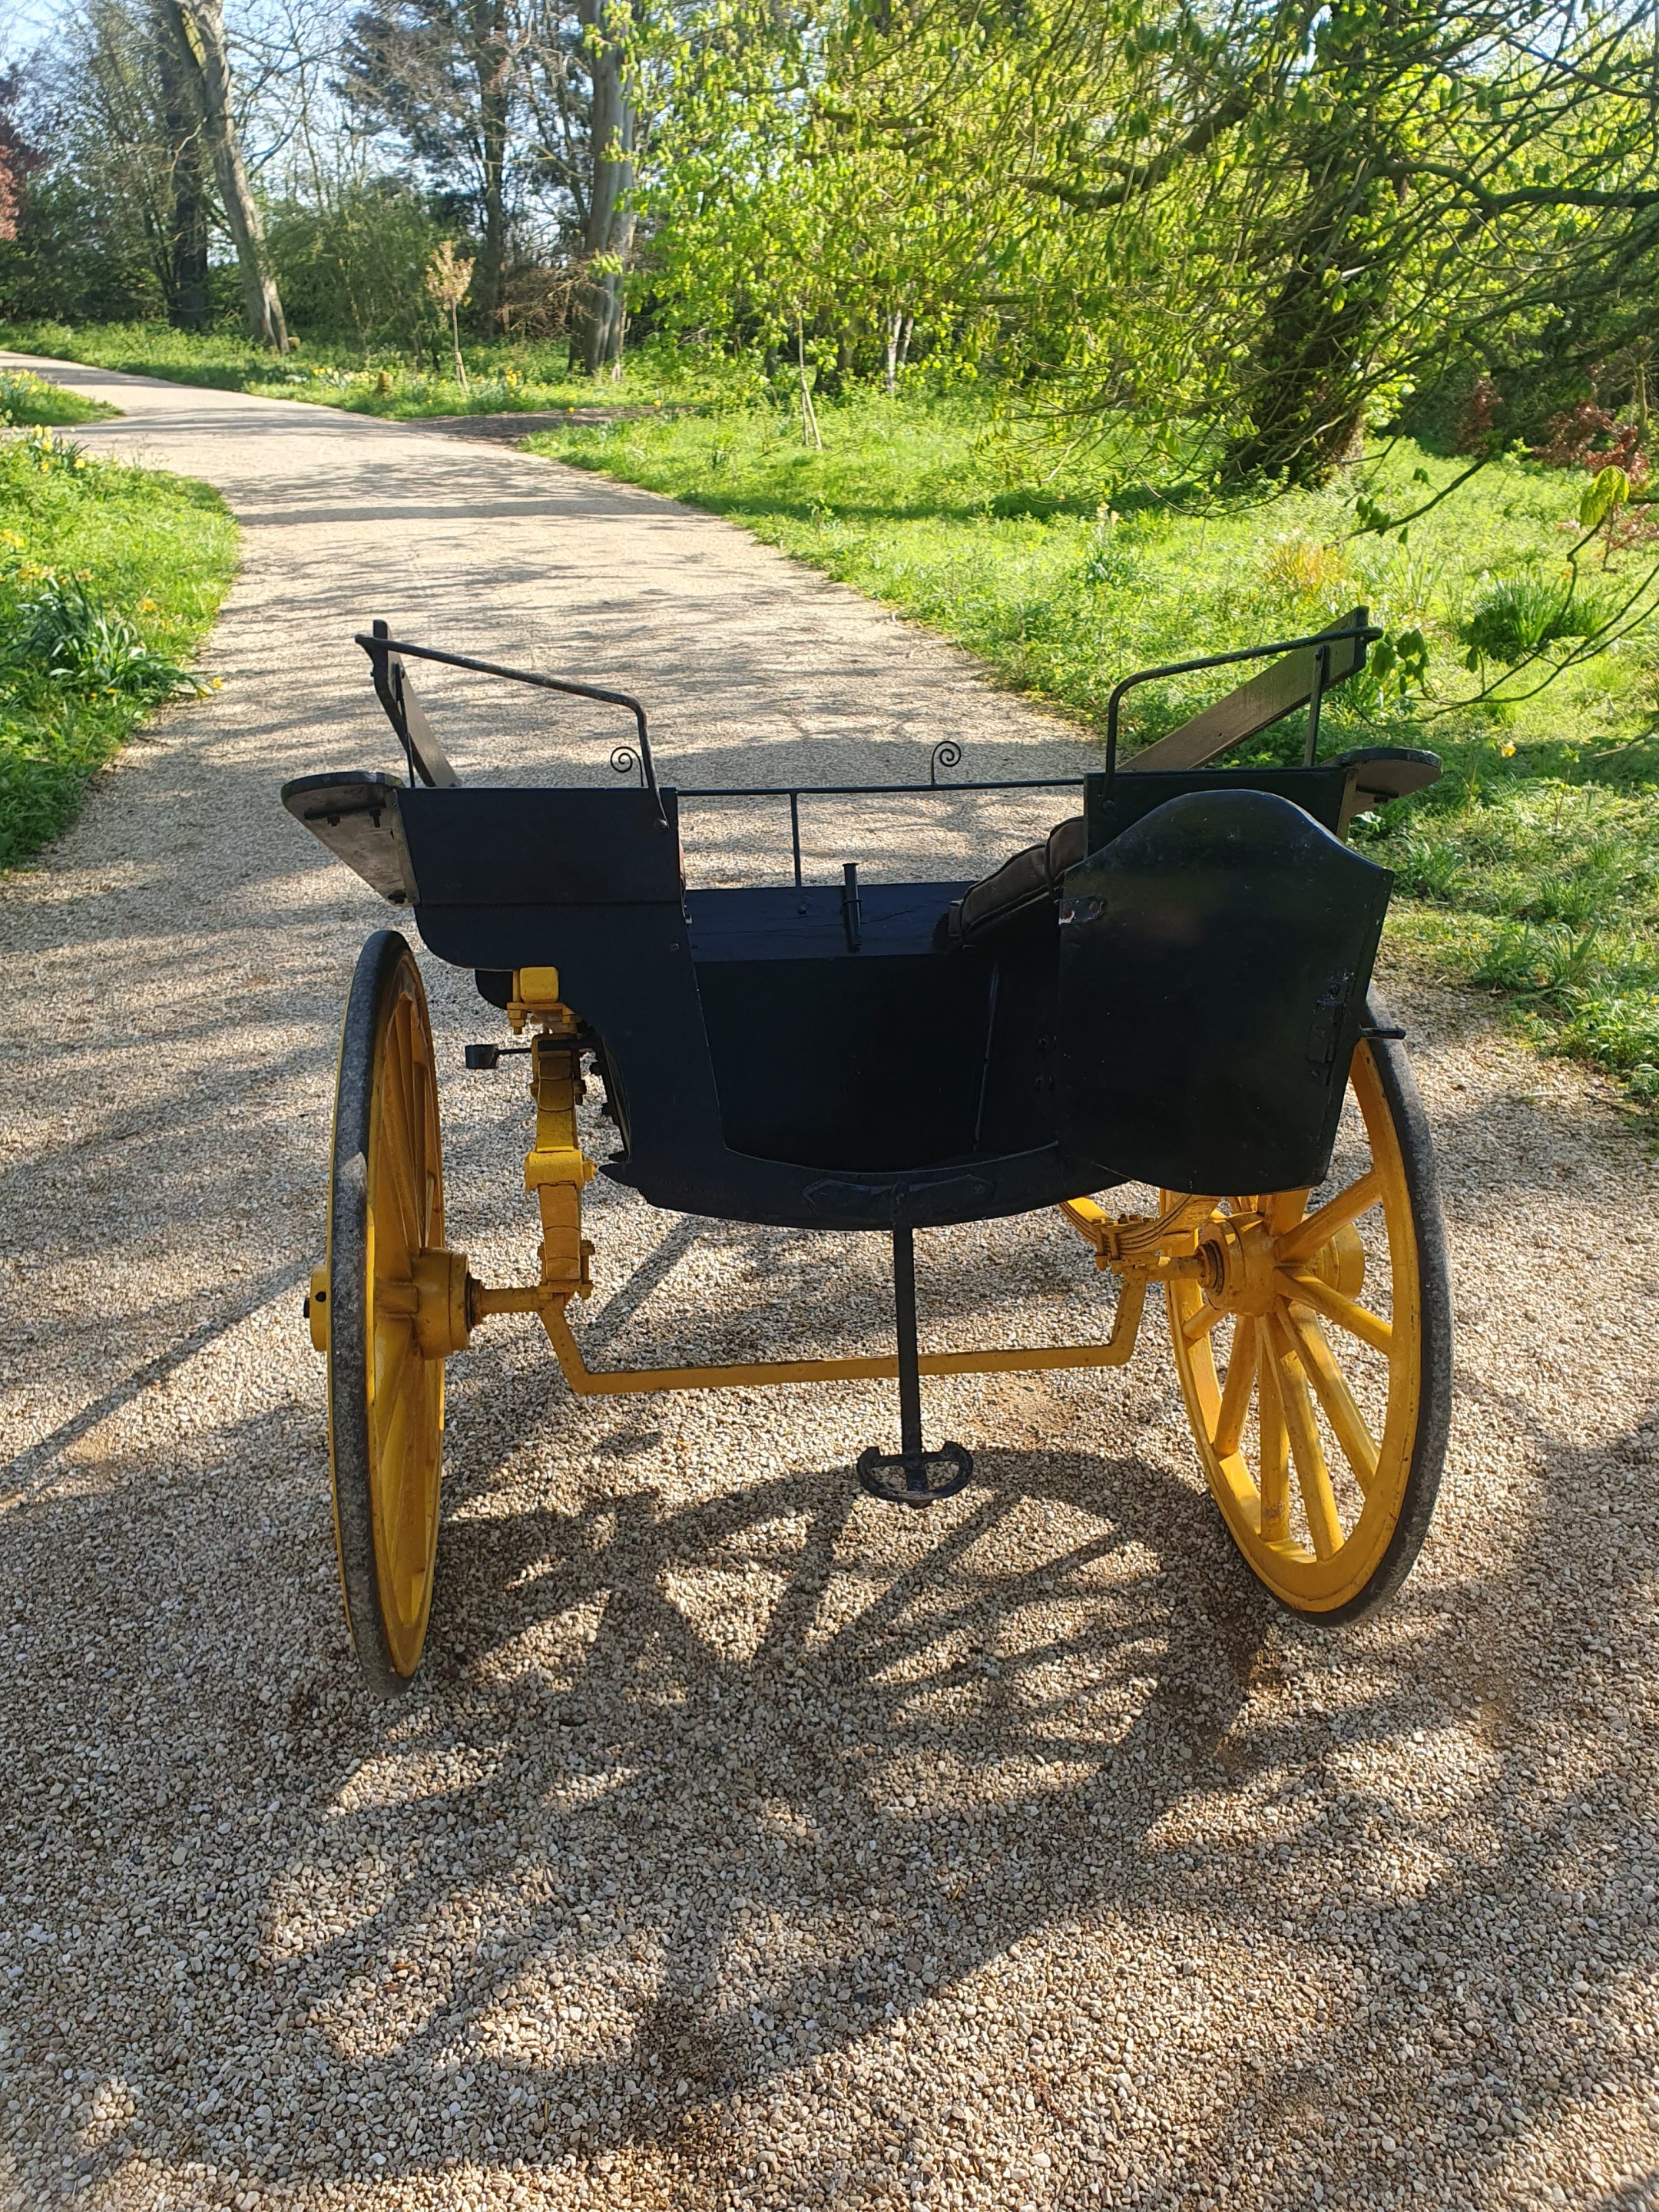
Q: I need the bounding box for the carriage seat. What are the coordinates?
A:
[949,816,1087,947]
[950,746,1442,948]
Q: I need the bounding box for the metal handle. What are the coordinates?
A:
[354,630,664,822]
[1104,620,1380,777]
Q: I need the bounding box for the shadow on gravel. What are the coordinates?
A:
[8,1318,1659,2209]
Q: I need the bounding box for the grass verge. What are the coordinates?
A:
[521,390,1659,1104]
[1,426,236,866]
[0,318,737,419]
[1,365,121,426]
[7,326,1659,1102]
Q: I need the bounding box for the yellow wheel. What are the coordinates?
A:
[323,930,448,1692]
[1164,1011,1451,1621]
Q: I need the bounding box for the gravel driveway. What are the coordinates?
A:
[3,352,1657,2212]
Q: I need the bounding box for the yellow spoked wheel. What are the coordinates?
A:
[1164,1015,1452,1621]
[323,930,448,1693]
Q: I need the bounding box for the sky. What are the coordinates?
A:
[2,0,68,65]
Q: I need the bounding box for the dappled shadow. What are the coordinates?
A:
[8,1362,1659,2207]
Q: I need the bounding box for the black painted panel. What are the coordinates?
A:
[1084,765,1353,849]
[694,950,990,1169]
[1056,791,1390,1193]
[398,786,684,907]
[687,882,965,962]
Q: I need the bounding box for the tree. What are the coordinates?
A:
[24,1,188,320]
[152,2,211,328]
[1012,0,1659,481]
[342,0,521,323]
[167,0,288,346]
[574,0,633,370]
[424,233,474,377]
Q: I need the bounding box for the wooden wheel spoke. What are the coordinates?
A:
[376,1047,424,1258]
[1274,1268,1392,1356]
[1211,1317,1259,1459]
[397,1002,422,1179]
[1280,1303,1379,1495]
[1277,1168,1383,1267]
[1268,1314,1344,1561]
[371,1319,416,1424]
[1257,1333,1290,1543]
[1183,1298,1227,1346]
[1266,1187,1310,1235]
[409,1047,438,1244]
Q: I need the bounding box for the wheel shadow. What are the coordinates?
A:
[12,1370,1659,2210]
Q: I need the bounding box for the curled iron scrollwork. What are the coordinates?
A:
[610,743,641,782]
[929,739,964,787]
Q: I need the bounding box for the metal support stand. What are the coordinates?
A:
[856,1225,975,1508]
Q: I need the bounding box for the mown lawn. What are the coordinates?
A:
[522,391,1659,1101]
[1,386,236,865]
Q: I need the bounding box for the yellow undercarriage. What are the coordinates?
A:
[311,964,1217,1394]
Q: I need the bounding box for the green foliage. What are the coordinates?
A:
[522,385,1659,1098]
[1456,570,1617,668]
[0,435,235,867]
[0,171,167,326]
[266,184,451,346]
[0,369,118,427]
[2,572,201,700]
[637,0,1659,484]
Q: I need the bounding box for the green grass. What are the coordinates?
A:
[0,317,746,420]
[0,426,237,865]
[519,388,1659,1104]
[0,366,120,426]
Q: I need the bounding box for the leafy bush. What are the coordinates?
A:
[266,184,449,348]
[1,571,202,704]
[1457,569,1615,666]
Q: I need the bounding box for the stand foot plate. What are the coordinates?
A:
[856,1441,974,1510]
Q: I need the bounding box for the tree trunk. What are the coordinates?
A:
[576,0,634,376]
[173,0,287,349]
[1227,118,1391,485]
[472,2,511,324]
[154,5,210,331]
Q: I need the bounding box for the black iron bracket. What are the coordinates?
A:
[1103,617,1382,776]
[353,628,664,823]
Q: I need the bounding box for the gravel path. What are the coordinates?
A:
[3,351,1657,2212]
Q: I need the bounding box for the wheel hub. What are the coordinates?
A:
[1197,1207,1366,1317]
[1198,1210,1280,1316]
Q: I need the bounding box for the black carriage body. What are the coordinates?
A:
[285,614,1431,1231]
[397,785,1078,1230]
[391,769,1389,1230]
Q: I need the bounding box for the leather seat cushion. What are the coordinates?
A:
[955,815,1088,944]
